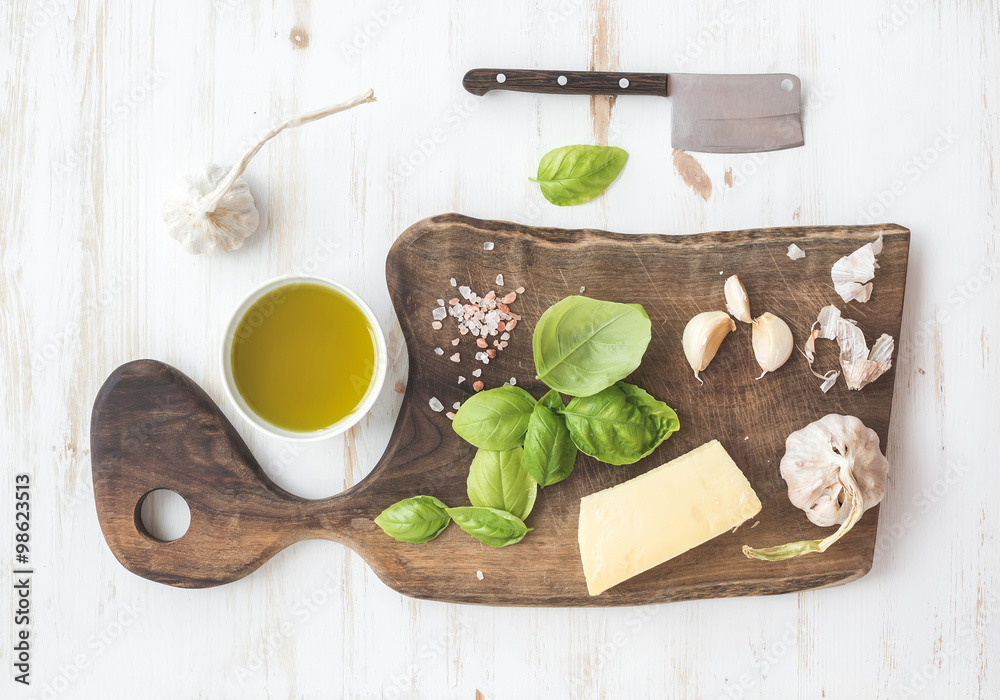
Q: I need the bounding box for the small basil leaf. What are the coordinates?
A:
[467,447,537,521]
[445,506,532,547]
[374,495,451,544]
[523,390,577,487]
[452,386,536,450]
[562,382,680,466]
[533,296,652,397]
[530,145,628,206]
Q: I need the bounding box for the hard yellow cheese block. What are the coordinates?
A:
[578,440,762,596]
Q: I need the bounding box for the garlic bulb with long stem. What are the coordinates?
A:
[743,414,889,561]
[163,89,376,254]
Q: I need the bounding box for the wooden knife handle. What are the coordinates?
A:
[463,68,668,97]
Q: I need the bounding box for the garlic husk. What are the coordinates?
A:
[682,311,735,383]
[163,88,376,255]
[831,233,883,303]
[752,312,793,378]
[787,243,805,260]
[803,305,894,391]
[743,414,888,561]
[724,275,752,323]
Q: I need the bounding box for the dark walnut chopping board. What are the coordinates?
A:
[91,213,909,606]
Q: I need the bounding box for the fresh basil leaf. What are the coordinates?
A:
[445,506,532,547]
[523,390,577,487]
[530,145,628,206]
[467,447,537,521]
[452,386,536,450]
[374,495,451,544]
[533,296,652,397]
[562,382,680,465]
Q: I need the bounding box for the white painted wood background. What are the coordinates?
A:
[2,0,997,697]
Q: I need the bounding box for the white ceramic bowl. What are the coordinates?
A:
[220,274,387,441]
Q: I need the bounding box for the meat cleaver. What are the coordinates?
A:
[463,69,804,154]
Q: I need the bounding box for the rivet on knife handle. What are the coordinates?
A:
[463,69,668,97]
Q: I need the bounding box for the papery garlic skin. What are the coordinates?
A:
[832,233,883,303]
[682,311,735,383]
[724,275,752,323]
[162,164,260,254]
[787,243,805,260]
[743,414,888,561]
[751,312,793,377]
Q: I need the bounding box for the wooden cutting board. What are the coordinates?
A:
[91,214,909,606]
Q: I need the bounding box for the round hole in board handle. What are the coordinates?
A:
[138,488,191,542]
[557,75,568,86]
[496,73,506,84]
[619,78,630,89]
[780,78,794,92]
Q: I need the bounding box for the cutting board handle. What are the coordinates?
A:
[463,68,667,97]
[89,360,372,588]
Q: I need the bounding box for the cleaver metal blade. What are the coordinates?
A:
[463,68,804,154]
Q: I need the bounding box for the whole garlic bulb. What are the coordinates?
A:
[162,164,259,254]
[162,88,376,255]
[743,414,889,561]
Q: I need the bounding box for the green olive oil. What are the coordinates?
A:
[231,283,377,432]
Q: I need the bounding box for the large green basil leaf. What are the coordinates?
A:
[530,145,628,206]
[467,447,537,521]
[452,386,537,450]
[445,506,531,547]
[533,296,652,397]
[374,495,451,544]
[523,390,577,487]
[562,382,679,465]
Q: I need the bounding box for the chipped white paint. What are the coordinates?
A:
[1,0,997,698]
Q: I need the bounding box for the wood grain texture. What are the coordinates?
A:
[2,0,997,697]
[91,215,908,607]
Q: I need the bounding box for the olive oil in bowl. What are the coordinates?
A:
[225,279,385,437]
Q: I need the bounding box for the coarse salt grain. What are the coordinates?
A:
[496,274,504,286]
[509,377,516,385]
[458,376,466,384]
[428,397,444,412]
[476,570,484,580]
[431,321,442,330]
[516,287,524,294]
[445,412,455,420]
[473,381,484,391]
[472,369,482,377]
[432,307,447,321]
[452,338,460,346]
[450,353,461,362]
[483,242,494,251]
[580,286,586,293]
[434,348,444,356]
[450,278,457,286]
[453,402,462,410]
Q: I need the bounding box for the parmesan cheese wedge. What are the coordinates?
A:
[578,440,762,596]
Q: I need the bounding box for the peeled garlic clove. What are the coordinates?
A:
[682,311,736,383]
[723,275,752,323]
[752,312,793,378]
